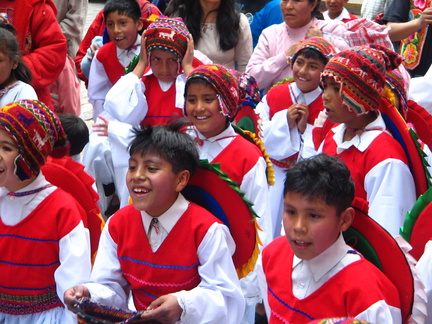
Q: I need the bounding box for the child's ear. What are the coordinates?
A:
[137,17,144,32]
[175,170,190,192]
[339,206,354,232]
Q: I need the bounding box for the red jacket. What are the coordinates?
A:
[6,0,67,109]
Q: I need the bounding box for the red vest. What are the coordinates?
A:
[97,42,126,85]
[0,189,82,315]
[212,135,263,186]
[141,74,182,126]
[108,202,220,310]
[321,129,409,199]
[262,237,400,323]
[266,83,325,125]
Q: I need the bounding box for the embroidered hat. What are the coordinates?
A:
[322,44,401,114]
[291,37,336,65]
[185,64,241,121]
[144,16,190,61]
[0,100,69,181]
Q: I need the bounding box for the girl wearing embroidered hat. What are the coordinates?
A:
[0,100,91,323]
[184,63,273,324]
[319,44,417,237]
[257,37,336,239]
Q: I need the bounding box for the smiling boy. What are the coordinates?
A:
[258,154,402,323]
[65,122,245,323]
[257,37,336,239]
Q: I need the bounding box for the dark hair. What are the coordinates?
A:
[129,120,200,176]
[104,0,142,22]
[167,0,241,51]
[311,0,324,19]
[58,114,89,156]
[284,154,354,215]
[0,23,32,84]
[292,47,329,67]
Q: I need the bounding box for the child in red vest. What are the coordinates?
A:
[319,44,416,236]
[257,37,336,239]
[259,154,401,323]
[64,122,245,323]
[0,100,91,323]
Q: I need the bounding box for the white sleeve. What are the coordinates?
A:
[171,223,245,324]
[365,159,417,237]
[85,218,131,309]
[257,96,301,160]
[104,73,149,125]
[88,52,112,121]
[355,300,402,324]
[56,222,92,302]
[234,14,253,73]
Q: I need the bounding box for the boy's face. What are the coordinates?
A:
[0,129,23,192]
[149,49,180,83]
[325,0,348,18]
[322,76,357,125]
[293,54,325,94]
[126,151,189,217]
[185,83,227,139]
[0,51,17,87]
[283,191,352,260]
[105,11,143,50]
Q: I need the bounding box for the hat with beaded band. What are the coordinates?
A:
[322,44,402,115]
[0,99,69,181]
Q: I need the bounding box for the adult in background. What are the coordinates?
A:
[0,0,67,110]
[246,0,349,92]
[165,0,252,72]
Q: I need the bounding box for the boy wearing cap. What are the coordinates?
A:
[256,37,336,239]
[83,16,201,212]
[0,100,91,323]
[319,44,416,236]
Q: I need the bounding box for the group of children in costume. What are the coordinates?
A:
[1,0,432,323]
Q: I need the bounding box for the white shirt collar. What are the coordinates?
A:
[116,34,141,66]
[332,112,388,153]
[293,233,351,282]
[140,193,189,234]
[290,83,322,106]
[323,8,353,21]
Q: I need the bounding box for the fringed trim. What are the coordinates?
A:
[409,128,432,188]
[199,160,262,279]
[237,221,262,279]
[400,186,432,242]
[242,129,276,186]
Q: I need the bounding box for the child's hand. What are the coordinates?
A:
[306,25,323,38]
[64,285,90,313]
[296,103,309,134]
[93,115,110,137]
[87,43,101,61]
[182,35,195,76]
[287,104,300,129]
[140,295,182,323]
[133,36,148,78]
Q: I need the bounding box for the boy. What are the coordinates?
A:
[319,44,416,236]
[64,122,245,323]
[256,37,336,239]
[258,154,402,323]
[323,0,357,23]
[87,0,144,122]
[83,16,196,213]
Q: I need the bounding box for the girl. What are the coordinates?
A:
[184,64,272,324]
[0,100,91,323]
[319,44,417,236]
[0,23,37,106]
